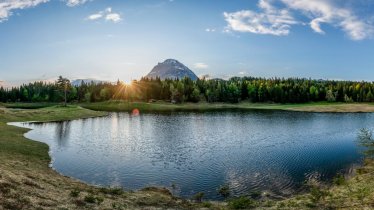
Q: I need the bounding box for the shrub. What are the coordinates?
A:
[74,199,86,207]
[356,187,370,201]
[249,191,261,199]
[193,192,204,203]
[228,196,256,209]
[84,195,96,203]
[70,189,80,197]
[0,182,13,194]
[201,202,212,208]
[310,186,329,202]
[333,174,346,185]
[218,185,230,198]
[100,187,124,195]
[96,196,104,204]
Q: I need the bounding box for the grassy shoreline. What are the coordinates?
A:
[2,104,374,209]
[0,105,224,209]
[78,101,374,113]
[4,101,374,113]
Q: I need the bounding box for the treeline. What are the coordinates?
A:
[1,76,374,104]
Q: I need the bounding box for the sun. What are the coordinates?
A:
[123,80,132,86]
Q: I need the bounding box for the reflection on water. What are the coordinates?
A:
[56,121,71,147]
[11,111,369,200]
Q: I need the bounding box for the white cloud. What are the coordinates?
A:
[87,13,102,20]
[194,63,209,69]
[0,0,93,22]
[224,0,374,40]
[223,0,298,36]
[86,7,122,23]
[205,28,216,32]
[0,0,49,22]
[106,13,121,23]
[281,0,373,40]
[66,0,89,7]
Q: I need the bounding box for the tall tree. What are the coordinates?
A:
[57,76,70,106]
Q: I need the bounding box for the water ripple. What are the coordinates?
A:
[12,111,367,200]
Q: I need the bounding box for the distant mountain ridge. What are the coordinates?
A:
[146,59,198,80]
[71,79,108,86]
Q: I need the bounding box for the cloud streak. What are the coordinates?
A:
[224,0,373,40]
[0,0,91,22]
[87,7,122,23]
[66,0,89,7]
[0,0,49,22]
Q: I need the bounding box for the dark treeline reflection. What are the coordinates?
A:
[29,121,71,148]
[2,76,374,103]
[55,121,71,147]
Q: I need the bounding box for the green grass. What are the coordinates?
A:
[0,105,106,123]
[5,101,374,113]
[1,102,59,109]
[79,100,314,112]
[80,100,374,113]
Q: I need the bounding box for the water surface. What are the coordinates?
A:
[12,111,369,199]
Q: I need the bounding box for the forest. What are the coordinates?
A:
[1,76,374,104]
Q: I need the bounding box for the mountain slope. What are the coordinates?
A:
[146,59,198,80]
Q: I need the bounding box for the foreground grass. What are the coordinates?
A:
[80,100,374,113]
[0,105,225,209]
[2,104,374,209]
[266,159,374,209]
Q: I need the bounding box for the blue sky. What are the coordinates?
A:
[1,0,374,86]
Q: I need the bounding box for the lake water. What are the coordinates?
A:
[11,111,371,200]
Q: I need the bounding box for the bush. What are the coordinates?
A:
[74,199,86,207]
[228,196,256,209]
[201,202,212,208]
[333,174,346,185]
[96,196,104,204]
[100,187,123,195]
[249,191,261,199]
[84,195,96,203]
[356,187,370,201]
[70,189,80,197]
[218,185,230,198]
[310,186,329,202]
[193,192,204,203]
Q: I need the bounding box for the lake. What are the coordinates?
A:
[11,111,370,200]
